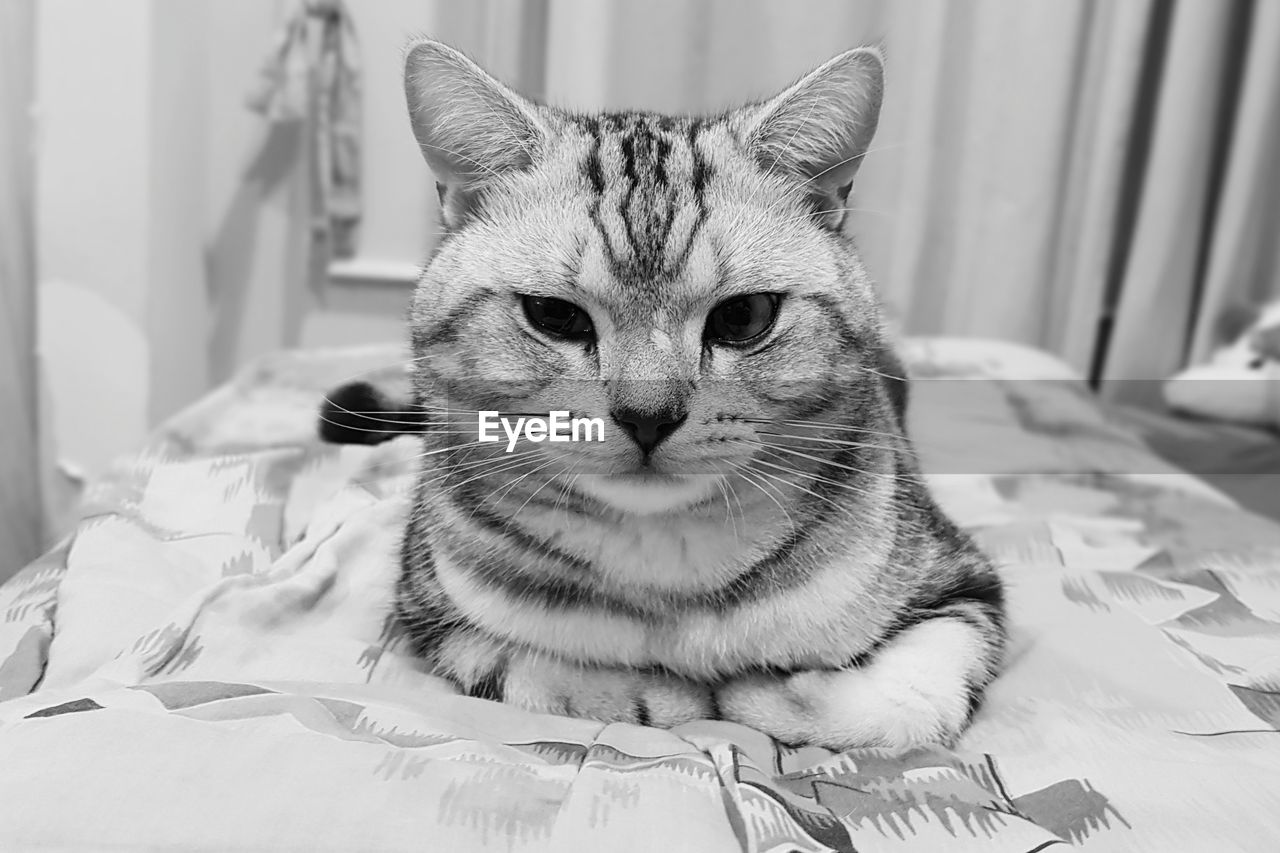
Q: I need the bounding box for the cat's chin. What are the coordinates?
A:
[575,473,721,516]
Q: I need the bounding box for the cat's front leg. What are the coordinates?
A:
[503,653,716,727]
[439,630,714,727]
[715,616,1002,753]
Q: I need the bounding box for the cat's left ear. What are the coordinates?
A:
[741,47,884,228]
[404,38,549,228]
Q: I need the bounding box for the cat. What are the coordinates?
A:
[319,38,1006,753]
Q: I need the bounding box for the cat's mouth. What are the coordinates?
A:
[611,468,680,483]
[574,471,721,515]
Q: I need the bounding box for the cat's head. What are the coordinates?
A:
[404,38,900,515]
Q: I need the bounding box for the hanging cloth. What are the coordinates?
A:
[246,0,362,260]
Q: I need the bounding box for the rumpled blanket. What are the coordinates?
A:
[2,339,1279,851]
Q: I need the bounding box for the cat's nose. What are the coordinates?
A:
[610,407,688,456]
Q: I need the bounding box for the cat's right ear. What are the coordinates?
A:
[740,47,885,229]
[404,38,548,227]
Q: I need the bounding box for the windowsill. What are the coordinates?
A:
[328,258,421,287]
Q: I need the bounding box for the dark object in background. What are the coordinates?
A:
[318,381,422,445]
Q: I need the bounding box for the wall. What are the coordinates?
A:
[34,0,443,491]
[36,0,157,486]
[35,0,208,490]
[1,0,43,579]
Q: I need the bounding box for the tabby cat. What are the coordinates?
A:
[321,38,1006,752]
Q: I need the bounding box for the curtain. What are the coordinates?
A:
[1102,0,1280,395]
[545,0,1119,363]
[0,0,43,579]
[441,0,1280,386]
[1188,0,1280,363]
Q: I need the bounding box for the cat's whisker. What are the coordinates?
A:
[467,456,561,522]
[321,396,554,435]
[740,417,907,443]
[510,460,577,520]
[334,411,445,418]
[425,406,562,420]
[551,471,582,515]
[315,413,422,436]
[749,451,883,504]
[318,403,465,426]
[713,474,733,534]
[754,458,925,534]
[431,446,542,475]
[851,362,909,384]
[731,464,796,534]
[754,430,908,454]
[420,429,497,435]
[341,439,512,486]
[318,347,564,416]
[435,463,537,499]
[319,395,427,428]
[725,473,747,528]
[430,452,514,475]
[753,441,903,483]
[408,452,506,483]
[318,379,471,431]
[402,440,493,461]
[714,475,740,543]
[316,408,515,437]
[435,451,546,495]
[747,464,847,515]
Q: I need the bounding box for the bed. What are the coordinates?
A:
[2,338,1278,852]
[1102,402,1280,524]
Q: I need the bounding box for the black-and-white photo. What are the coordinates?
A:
[2,1,1279,849]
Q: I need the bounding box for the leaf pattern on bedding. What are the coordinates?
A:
[1012,779,1131,844]
[1226,684,1280,728]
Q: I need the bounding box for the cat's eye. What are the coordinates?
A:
[521,295,595,341]
[704,293,782,344]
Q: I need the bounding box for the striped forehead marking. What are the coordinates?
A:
[578,114,713,290]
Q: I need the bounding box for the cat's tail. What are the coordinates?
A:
[318,381,425,445]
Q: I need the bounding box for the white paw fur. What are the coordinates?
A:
[716,618,985,752]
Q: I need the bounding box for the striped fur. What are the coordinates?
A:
[380,39,1006,752]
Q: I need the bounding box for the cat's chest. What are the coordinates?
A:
[432,525,891,679]
[534,510,774,597]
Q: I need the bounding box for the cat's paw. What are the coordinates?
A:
[716,619,987,752]
[502,654,713,728]
[716,667,965,752]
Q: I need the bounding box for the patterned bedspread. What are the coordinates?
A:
[2,339,1278,851]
